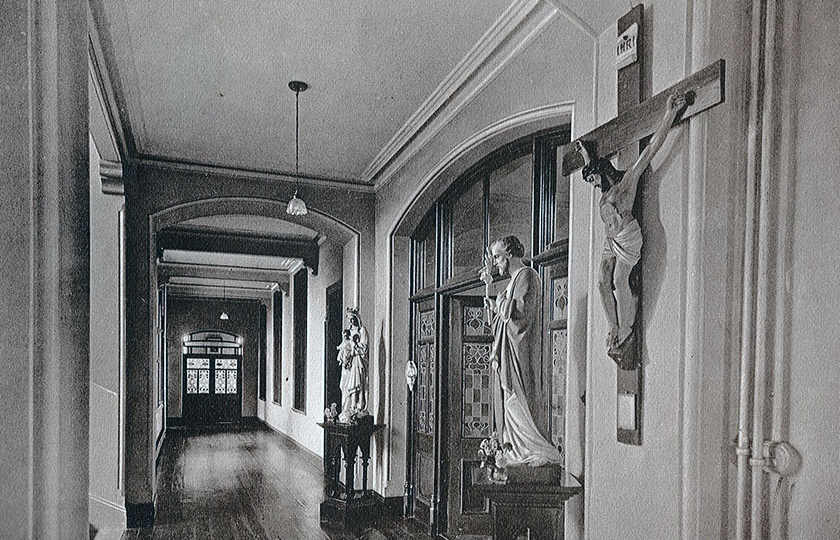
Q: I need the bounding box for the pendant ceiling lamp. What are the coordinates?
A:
[286,80,309,216]
[220,280,229,320]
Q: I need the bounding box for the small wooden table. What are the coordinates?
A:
[318,417,385,529]
[471,465,583,540]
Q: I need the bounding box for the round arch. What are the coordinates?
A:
[380,103,573,492]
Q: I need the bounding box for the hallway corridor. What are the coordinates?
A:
[119,425,431,540]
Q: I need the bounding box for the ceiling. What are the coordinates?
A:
[89,0,628,297]
[90,0,627,186]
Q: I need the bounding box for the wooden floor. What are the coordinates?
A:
[120,424,432,540]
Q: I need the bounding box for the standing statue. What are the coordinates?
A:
[576,93,687,369]
[480,236,561,467]
[338,307,369,423]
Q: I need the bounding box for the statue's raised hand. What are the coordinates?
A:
[666,93,688,118]
[575,140,592,164]
[479,247,494,286]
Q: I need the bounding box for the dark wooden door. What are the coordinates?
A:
[183,353,242,425]
[444,295,494,537]
[324,282,343,411]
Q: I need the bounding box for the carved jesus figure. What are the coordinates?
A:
[577,93,687,368]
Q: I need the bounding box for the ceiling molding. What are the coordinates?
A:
[364,0,559,188]
[99,159,124,195]
[87,5,136,158]
[544,0,598,39]
[88,62,121,162]
[135,155,375,194]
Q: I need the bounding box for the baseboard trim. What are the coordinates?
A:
[261,419,323,472]
[89,492,127,534]
[89,493,126,513]
[126,502,154,529]
[166,416,262,430]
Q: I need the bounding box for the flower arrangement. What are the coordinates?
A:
[478,432,513,482]
[324,402,338,422]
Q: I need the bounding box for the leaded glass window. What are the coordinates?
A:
[450,179,485,278]
[488,154,533,250]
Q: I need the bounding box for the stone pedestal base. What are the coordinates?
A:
[318,418,385,531]
[471,465,583,540]
[319,492,382,529]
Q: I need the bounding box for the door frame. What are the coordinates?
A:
[181,330,243,426]
[324,281,343,412]
[438,293,494,538]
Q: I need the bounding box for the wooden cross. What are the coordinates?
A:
[563,5,725,446]
[561,58,725,176]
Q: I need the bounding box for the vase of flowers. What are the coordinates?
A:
[478,432,512,484]
[324,402,338,422]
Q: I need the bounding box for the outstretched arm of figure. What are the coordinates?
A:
[621,93,688,194]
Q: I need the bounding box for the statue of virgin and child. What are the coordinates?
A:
[336,307,370,423]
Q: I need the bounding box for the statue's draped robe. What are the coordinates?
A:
[339,325,368,417]
[490,267,561,466]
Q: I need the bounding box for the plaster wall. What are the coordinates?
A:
[264,238,344,456]
[0,1,89,536]
[88,136,127,531]
[585,5,689,539]
[583,0,751,537]
[786,2,840,537]
[373,0,753,537]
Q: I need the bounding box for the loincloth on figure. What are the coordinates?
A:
[603,218,642,266]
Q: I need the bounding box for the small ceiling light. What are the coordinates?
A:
[286,80,309,216]
[220,280,230,320]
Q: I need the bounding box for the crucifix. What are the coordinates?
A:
[561,6,725,444]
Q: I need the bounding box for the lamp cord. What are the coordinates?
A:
[295,89,300,182]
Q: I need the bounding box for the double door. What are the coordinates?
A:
[183,353,242,425]
[409,293,494,538]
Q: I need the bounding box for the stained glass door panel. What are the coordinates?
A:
[213,355,241,423]
[182,353,241,425]
[411,298,435,530]
[445,295,493,537]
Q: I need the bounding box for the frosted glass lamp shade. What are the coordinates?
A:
[286,193,308,216]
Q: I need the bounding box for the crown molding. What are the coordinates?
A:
[134,155,376,194]
[99,159,124,195]
[87,5,135,159]
[544,0,597,39]
[365,0,559,189]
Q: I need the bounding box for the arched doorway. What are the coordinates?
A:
[181,330,243,426]
[396,122,573,537]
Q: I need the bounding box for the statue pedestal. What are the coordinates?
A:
[471,464,582,540]
[318,416,385,529]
